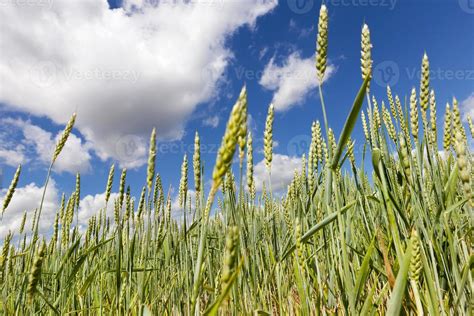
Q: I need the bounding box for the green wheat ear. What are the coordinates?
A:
[467,115,474,138]
[146,128,157,191]
[264,103,274,172]
[455,130,472,206]
[27,240,46,302]
[53,113,76,163]
[246,132,254,195]
[105,164,115,205]
[2,164,21,215]
[193,131,201,193]
[179,154,188,209]
[419,53,430,114]
[409,230,422,282]
[361,23,373,90]
[443,103,452,153]
[410,87,419,141]
[212,86,247,194]
[316,4,328,82]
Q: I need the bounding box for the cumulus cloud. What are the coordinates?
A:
[460,93,474,121]
[253,153,302,192]
[78,191,119,228]
[259,52,335,111]
[0,179,123,239]
[1,118,92,174]
[0,148,26,167]
[0,179,60,239]
[0,0,276,167]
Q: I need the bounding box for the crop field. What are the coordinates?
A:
[0,4,473,316]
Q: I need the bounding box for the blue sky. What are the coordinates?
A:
[0,0,473,236]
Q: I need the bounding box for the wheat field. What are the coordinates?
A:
[0,5,473,315]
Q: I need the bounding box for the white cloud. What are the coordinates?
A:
[78,192,119,227]
[0,148,26,167]
[0,179,60,239]
[0,179,122,239]
[202,115,220,128]
[253,153,302,192]
[0,0,276,167]
[259,52,335,111]
[460,93,474,121]
[1,118,92,174]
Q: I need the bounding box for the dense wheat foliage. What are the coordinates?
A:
[1,6,473,315]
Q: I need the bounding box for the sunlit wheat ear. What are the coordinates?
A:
[264,103,274,172]
[383,104,396,142]
[246,132,254,195]
[27,240,46,301]
[2,164,21,215]
[295,220,305,272]
[19,210,27,234]
[348,138,355,165]
[452,97,466,141]
[315,121,323,164]
[361,23,373,89]
[0,231,12,275]
[179,154,188,209]
[387,86,397,120]
[316,4,328,82]
[468,115,474,138]
[153,173,161,210]
[52,113,76,163]
[221,226,239,291]
[443,103,452,153]
[399,134,411,182]
[409,230,422,282]
[410,88,419,141]
[455,130,472,206]
[211,86,246,195]
[419,53,430,114]
[147,128,156,191]
[308,141,315,192]
[193,132,201,193]
[75,173,80,209]
[328,128,336,157]
[137,186,146,218]
[118,168,127,209]
[361,111,371,144]
[429,89,437,145]
[238,88,248,168]
[105,164,115,205]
